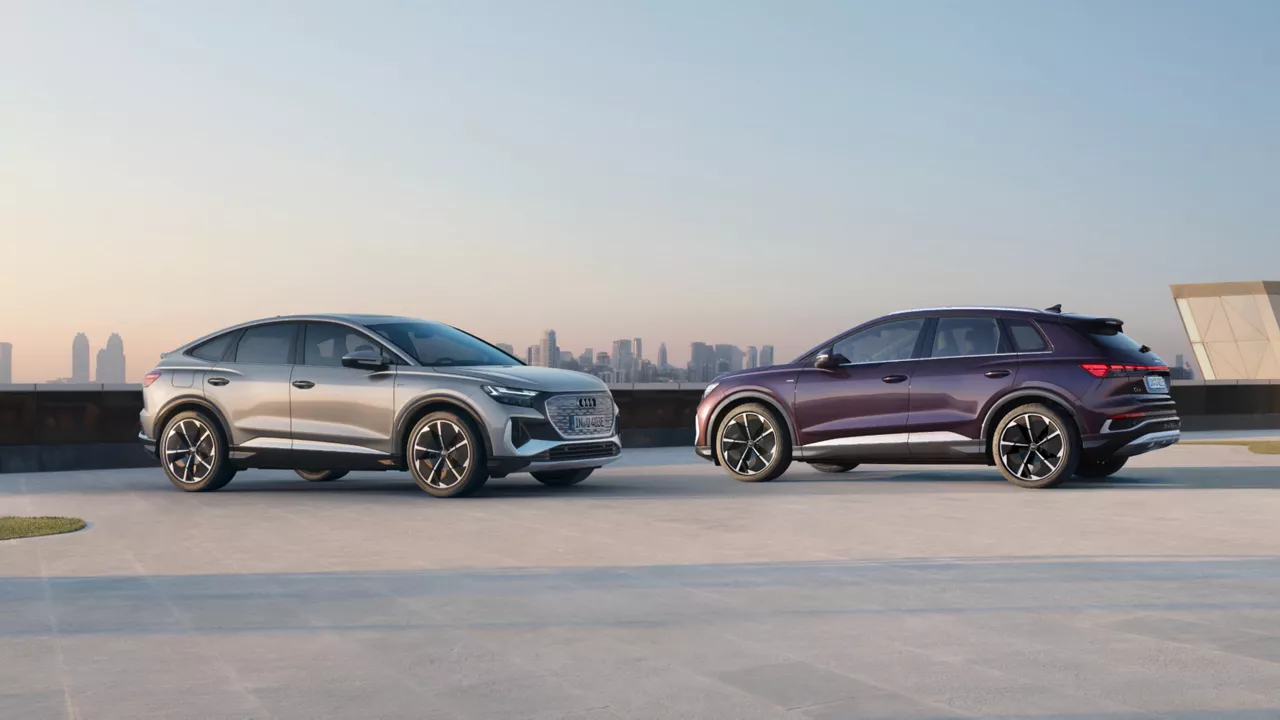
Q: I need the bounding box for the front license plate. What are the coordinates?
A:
[570,415,612,432]
[1144,375,1169,393]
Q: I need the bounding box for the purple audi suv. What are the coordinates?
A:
[694,306,1180,488]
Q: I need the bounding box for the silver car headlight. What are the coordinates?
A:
[703,382,719,398]
[482,385,539,408]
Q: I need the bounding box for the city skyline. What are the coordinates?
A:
[0,332,129,385]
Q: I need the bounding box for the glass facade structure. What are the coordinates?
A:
[1172,282,1280,380]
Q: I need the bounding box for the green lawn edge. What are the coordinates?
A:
[0,516,87,541]
[1182,440,1280,455]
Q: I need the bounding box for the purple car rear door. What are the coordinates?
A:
[792,318,926,460]
[906,316,1017,460]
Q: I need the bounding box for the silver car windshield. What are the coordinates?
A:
[367,322,522,367]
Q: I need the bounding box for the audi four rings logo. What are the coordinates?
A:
[578,397,597,409]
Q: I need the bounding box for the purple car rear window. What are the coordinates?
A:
[1087,329,1147,354]
[1005,320,1048,353]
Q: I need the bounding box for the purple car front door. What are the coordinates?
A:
[792,318,925,458]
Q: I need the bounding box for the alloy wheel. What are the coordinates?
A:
[719,411,778,476]
[164,418,216,485]
[998,412,1064,483]
[413,420,472,489]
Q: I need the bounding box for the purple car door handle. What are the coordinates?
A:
[985,370,1011,379]
[882,374,909,384]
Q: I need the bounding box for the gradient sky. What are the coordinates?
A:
[3,1,1278,382]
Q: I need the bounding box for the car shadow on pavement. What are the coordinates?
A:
[5,465,1280,497]
[214,465,1280,496]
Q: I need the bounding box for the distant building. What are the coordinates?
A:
[689,342,716,383]
[1168,354,1195,380]
[496,343,515,356]
[714,344,744,373]
[0,342,12,384]
[95,333,126,383]
[596,351,610,367]
[760,345,775,367]
[72,333,90,383]
[611,339,634,382]
[747,346,758,369]
[580,349,594,367]
[633,338,643,368]
[638,359,657,383]
[657,343,668,370]
[526,344,540,367]
[1172,281,1280,380]
[539,329,560,369]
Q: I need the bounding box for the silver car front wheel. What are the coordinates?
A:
[407,412,489,497]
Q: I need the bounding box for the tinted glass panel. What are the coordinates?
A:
[368,322,519,367]
[832,319,923,364]
[189,333,234,362]
[931,317,1003,358]
[1006,319,1048,352]
[303,324,383,367]
[1088,329,1147,352]
[234,324,296,365]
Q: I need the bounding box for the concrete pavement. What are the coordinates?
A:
[3,444,1280,719]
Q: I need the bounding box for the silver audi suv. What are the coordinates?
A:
[139,315,621,497]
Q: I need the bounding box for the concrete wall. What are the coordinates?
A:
[3,382,1279,473]
[0,384,708,473]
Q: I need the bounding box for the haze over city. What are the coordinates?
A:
[4,1,1279,382]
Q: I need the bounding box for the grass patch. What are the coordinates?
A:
[1183,440,1280,455]
[0,516,86,541]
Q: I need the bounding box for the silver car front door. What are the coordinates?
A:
[288,322,398,456]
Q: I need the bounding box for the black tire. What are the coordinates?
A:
[532,468,594,486]
[714,402,792,483]
[992,403,1080,489]
[810,462,858,474]
[406,411,490,497]
[1075,457,1127,479]
[159,410,236,492]
[295,469,349,482]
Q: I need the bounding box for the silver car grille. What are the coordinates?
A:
[544,393,615,438]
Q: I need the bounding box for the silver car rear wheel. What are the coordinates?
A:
[165,417,216,485]
[160,411,234,492]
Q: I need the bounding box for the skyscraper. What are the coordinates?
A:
[747,346,758,369]
[539,329,560,368]
[527,345,540,367]
[658,343,668,370]
[496,343,515,356]
[611,339,633,382]
[689,342,716,383]
[633,338,643,368]
[760,345,775,367]
[714,344,745,373]
[95,333,127,383]
[579,349,594,367]
[72,333,90,383]
[0,342,12,384]
[596,351,610,367]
